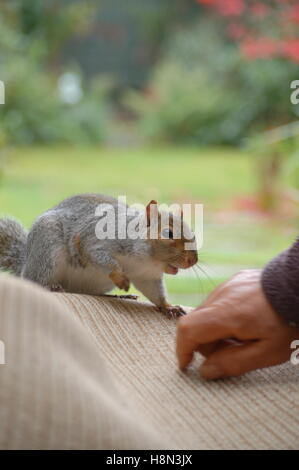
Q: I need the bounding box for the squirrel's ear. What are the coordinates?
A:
[146,200,158,226]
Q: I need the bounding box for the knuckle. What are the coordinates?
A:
[226,300,253,331]
[239,269,252,274]
[177,316,190,335]
[231,269,254,282]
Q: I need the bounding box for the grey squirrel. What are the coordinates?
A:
[0,194,198,317]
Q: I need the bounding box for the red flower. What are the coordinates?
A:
[250,3,269,19]
[287,5,299,24]
[281,39,299,63]
[195,0,299,64]
[215,0,245,17]
[240,37,278,59]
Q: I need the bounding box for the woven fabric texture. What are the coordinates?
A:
[0,274,164,450]
[0,273,298,449]
[58,292,299,450]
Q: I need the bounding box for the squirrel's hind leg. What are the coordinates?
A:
[22,217,65,290]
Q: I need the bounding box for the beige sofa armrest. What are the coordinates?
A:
[57,292,299,450]
[0,273,298,450]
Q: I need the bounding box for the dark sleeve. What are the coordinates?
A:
[261,238,299,327]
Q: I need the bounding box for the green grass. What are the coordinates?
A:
[0,145,297,307]
[0,145,254,224]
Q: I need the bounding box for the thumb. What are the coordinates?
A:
[200,341,276,380]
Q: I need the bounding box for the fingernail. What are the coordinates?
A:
[200,364,222,380]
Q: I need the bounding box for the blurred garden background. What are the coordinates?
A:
[0,0,299,306]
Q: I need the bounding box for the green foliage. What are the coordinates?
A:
[19,0,97,57]
[0,145,296,306]
[0,0,112,145]
[248,123,299,210]
[125,18,299,145]
[284,146,299,190]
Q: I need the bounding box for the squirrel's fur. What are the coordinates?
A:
[0,217,28,275]
[0,194,198,316]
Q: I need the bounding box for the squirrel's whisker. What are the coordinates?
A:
[199,260,220,279]
[194,263,217,290]
[191,266,205,304]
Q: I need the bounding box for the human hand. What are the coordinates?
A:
[176,270,299,380]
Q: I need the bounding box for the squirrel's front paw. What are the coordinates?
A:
[109,270,130,292]
[159,304,186,319]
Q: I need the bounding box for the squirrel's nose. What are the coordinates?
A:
[186,251,198,268]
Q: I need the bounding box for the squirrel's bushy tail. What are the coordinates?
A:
[0,217,27,276]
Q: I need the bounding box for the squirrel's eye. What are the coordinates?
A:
[162,228,173,239]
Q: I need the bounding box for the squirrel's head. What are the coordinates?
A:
[144,200,198,275]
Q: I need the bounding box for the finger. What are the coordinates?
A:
[176,307,234,370]
[199,340,280,380]
[196,339,241,358]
